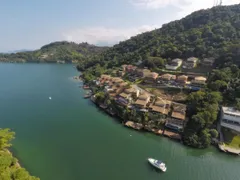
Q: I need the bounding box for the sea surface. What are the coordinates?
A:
[0,63,239,180]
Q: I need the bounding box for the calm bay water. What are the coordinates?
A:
[0,63,239,180]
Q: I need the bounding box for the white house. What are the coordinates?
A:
[220,107,240,133]
[165,58,183,70]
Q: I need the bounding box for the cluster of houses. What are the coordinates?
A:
[119,64,207,90]
[165,57,215,70]
[97,74,187,132]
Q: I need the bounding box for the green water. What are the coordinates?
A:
[0,63,239,180]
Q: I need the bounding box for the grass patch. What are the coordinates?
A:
[222,128,240,149]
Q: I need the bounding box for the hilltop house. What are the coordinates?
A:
[183,57,198,69]
[165,58,183,70]
[134,93,151,109]
[149,98,172,115]
[165,103,187,131]
[220,107,240,133]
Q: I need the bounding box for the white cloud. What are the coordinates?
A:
[62,25,159,45]
[131,0,240,16]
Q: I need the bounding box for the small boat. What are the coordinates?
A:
[49,97,52,100]
[148,158,167,172]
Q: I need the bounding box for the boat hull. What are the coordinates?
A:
[148,158,167,172]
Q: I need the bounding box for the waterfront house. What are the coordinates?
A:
[165,103,187,131]
[144,72,159,83]
[165,58,183,70]
[149,98,172,115]
[134,93,151,109]
[201,58,215,67]
[183,57,198,69]
[176,75,188,84]
[220,107,240,133]
[117,86,140,105]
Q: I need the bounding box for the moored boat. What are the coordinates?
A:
[147,158,167,172]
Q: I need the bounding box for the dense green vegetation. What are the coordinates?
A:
[0,42,108,63]
[80,4,240,149]
[183,91,222,148]
[183,65,240,148]
[79,4,240,76]
[0,128,39,180]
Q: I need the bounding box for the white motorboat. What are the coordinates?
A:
[148,158,167,172]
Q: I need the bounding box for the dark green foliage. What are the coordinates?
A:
[0,129,39,180]
[79,4,240,72]
[208,65,240,105]
[0,42,108,63]
[183,91,222,148]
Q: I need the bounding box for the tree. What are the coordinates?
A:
[0,129,15,149]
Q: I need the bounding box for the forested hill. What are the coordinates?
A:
[78,4,240,70]
[0,41,108,63]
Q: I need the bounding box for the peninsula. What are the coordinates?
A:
[79,4,240,154]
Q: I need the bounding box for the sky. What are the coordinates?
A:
[0,0,239,52]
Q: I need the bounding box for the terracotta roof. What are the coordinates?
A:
[194,76,207,81]
[171,103,186,120]
[161,74,176,80]
[134,93,150,106]
[171,112,186,120]
[177,75,188,81]
[119,92,129,98]
[150,98,172,114]
[135,99,148,106]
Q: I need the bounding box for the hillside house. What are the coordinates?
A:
[135,68,151,77]
[107,82,128,97]
[190,76,207,90]
[117,86,140,105]
[165,103,187,131]
[134,93,151,109]
[122,64,137,74]
[144,72,159,83]
[183,57,198,69]
[149,98,172,115]
[158,74,176,83]
[176,75,188,84]
[165,58,183,70]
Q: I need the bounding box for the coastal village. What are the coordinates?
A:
[81,57,240,156]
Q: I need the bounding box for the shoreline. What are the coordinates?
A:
[82,75,240,156]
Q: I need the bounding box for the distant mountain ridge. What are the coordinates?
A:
[5,49,33,54]
[0,41,109,63]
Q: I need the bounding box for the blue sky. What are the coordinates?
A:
[0,0,239,52]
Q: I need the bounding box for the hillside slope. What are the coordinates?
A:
[79,4,240,71]
[0,41,108,63]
